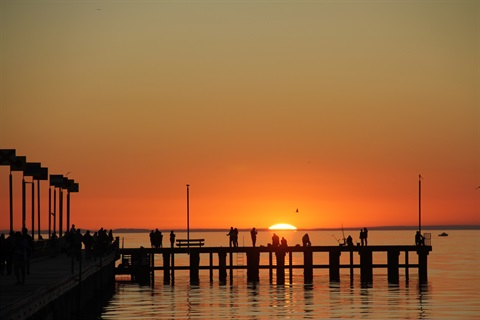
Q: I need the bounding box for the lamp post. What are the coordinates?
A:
[64,178,79,233]
[186,184,190,247]
[49,175,64,237]
[24,162,42,240]
[10,155,27,233]
[418,174,422,234]
[22,180,34,238]
[34,167,48,239]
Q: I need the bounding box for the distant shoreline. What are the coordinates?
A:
[112,225,478,233]
[2,225,478,235]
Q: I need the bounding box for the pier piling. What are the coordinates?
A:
[359,248,373,283]
[387,249,400,283]
[275,248,286,285]
[329,249,341,282]
[162,252,170,284]
[418,247,429,283]
[218,251,227,284]
[303,247,313,284]
[246,249,260,282]
[189,251,200,285]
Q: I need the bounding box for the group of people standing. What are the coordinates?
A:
[64,225,116,261]
[238,228,312,248]
[149,229,176,248]
[345,227,369,246]
[0,225,116,285]
[359,227,368,246]
[227,227,239,247]
[0,228,33,285]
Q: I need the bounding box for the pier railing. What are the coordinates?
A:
[116,245,432,285]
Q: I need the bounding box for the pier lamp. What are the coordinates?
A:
[49,175,64,237]
[8,154,27,233]
[186,184,190,246]
[63,178,79,233]
[418,174,422,234]
[34,167,49,239]
[24,162,43,240]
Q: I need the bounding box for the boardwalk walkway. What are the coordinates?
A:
[0,253,115,319]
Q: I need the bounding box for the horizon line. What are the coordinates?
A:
[2,224,478,235]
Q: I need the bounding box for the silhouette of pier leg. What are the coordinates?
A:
[269,251,273,283]
[303,247,313,284]
[387,249,400,284]
[349,250,354,282]
[246,249,260,283]
[229,251,233,285]
[151,253,155,286]
[171,251,175,285]
[417,247,429,283]
[288,251,293,284]
[162,252,170,284]
[218,251,227,285]
[329,249,341,282]
[404,251,409,282]
[209,252,213,283]
[359,248,373,283]
[189,251,200,285]
[276,248,286,285]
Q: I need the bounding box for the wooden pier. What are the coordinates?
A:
[0,252,116,320]
[116,245,432,285]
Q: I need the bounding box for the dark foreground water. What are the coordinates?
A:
[100,230,480,319]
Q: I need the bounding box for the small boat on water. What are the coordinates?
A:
[438,232,448,237]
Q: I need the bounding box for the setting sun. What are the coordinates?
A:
[268,223,297,230]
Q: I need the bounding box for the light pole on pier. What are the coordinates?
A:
[418,174,422,234]
[186,184,190,247]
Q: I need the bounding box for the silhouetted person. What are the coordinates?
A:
[250,228,257,247]
[346,235,353,246]
[74,229,83,261]
[233,228,239,247]
[415,231,425,246]
[13,231,27,284]
[359,229,365,246]
[97,228,108,256]
[108,229,114,245]
[170,231,176,248]
[153,229,162,248]
[280,237,288,247]
[227,227,235,247]
[363,228,368,246]
[149,230,154,248]
[272,233,280,247]
[83,230,93,260]
[302,233,311,247]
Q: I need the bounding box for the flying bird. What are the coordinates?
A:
[476,186,480,190]
[296,208,299,213]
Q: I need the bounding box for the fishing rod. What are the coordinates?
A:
[331,234,342,245]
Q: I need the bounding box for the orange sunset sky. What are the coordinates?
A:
[0,1,478,232]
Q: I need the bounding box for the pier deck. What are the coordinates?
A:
[0,253,116,320]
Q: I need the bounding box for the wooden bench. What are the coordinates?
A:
[176,239,205,247]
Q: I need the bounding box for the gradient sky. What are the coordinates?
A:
[0,1,478,232]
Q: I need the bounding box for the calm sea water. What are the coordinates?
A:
[100,230,480,319]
